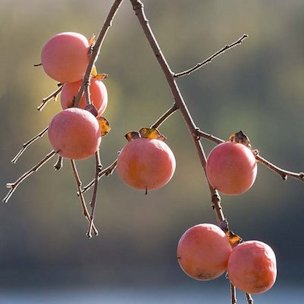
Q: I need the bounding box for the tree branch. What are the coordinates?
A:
[174,34,248,78]
[151,103,178,129]
[230,282,237,304]
[87,151,102,238]
[11,126,49,163]
[130,0,227,226]
[81,158,117,194]
[246,293,254,304]
[3,150,57,203]
[37,84,62,111]
[74,0,124,109]
[255,151,304,182]
[70,160,98,236]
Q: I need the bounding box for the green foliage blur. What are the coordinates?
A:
[0,0,303,290]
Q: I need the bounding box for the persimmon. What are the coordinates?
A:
[48,108,101,160]
[227,240,277,294]
[60,78,108,116]
[206,142,257,195]
[41,32,90,83]
[117,137,176,191]
[177,223,232,281]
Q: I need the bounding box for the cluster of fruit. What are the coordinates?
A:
[177,223,277,294]
[40,31,277,296]
[177,140,277,294]
[41,32,108,160]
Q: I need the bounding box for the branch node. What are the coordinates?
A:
[132,0,144,12]
[192,128,201,141]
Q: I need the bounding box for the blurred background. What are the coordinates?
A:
[0,0,303,303]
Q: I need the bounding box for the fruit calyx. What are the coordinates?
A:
[125,127,166,142]
[229,130,251,147]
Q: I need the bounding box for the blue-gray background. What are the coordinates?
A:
[0,0,303,303]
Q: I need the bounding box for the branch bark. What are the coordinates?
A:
[74,0,125,108]
[130,0,228,226]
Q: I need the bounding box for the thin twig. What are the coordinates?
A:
[74,0,124,108]
[246,293,254,304]
[3,150,57,203]
[37,85,62,111]
[194,128,225,145]
[70,160,98,236]
[81,159,117,195]
[11,126,49,163]
[87,151,102,238]
[174,34,248,78]
[230,283,237,304]
[255,152,304,182]
[151,103,178,129]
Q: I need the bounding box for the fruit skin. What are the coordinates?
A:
[48,108,101,160]
[177,223,232,281]
[117,138,176,191]
[227,240,277,294]
[206,142,257,195]
[60,78,108,116]
[41,32,90,83]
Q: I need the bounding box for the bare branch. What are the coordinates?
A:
[37,84,62,111]
[130,0,226,225]
[230,283,237,304]
[70,160,98,236]
[194,128,225,144]
[11,126,49,163]
[81,159,117,194]
[174,34,248,78]
[87,151,102,238]
[3,150,57,203]
[246,293,254,304]
[151,103,178,129]
[74,0,124,108]
[255,151,304,182]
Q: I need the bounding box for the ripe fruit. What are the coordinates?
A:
[177,223,232,281]
[41,32,90,83]
[117,137,176,191]
[48,108,101,160]
[206,142,257,195]
[227,240,277,294]
[60,78,108,116]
